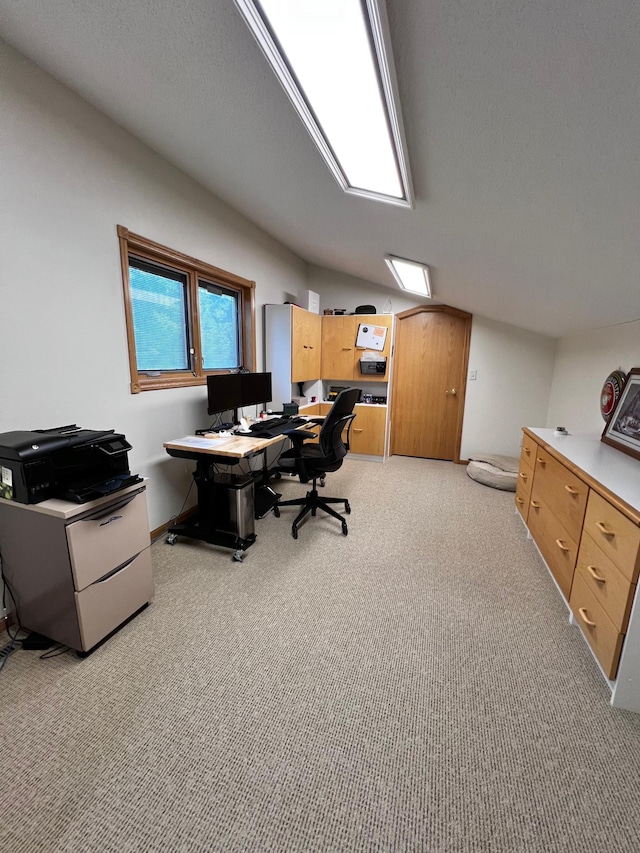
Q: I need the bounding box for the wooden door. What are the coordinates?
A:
[390,305,471,462]
[322,315,357,379]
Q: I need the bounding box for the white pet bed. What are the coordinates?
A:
[466,454,519,491]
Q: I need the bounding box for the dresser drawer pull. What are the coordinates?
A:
[530,500,541,509]
[595,521,615,537]
[587,565,606,584]
[99,514,123,527]
[537,457,546,465]
[516,497,524,506]
[519,472,528,481]
[524,447,531,455]
[564,485,579,495]
[555,538,569,552]
[353,428,363,432]
[578,607,597,628]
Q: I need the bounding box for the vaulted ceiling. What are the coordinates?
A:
[1,0,638,337]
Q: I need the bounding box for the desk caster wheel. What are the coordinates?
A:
[232,550,245,562]
[341,521,348,536]
[319,476,326,488]
[292,526,298,540]
[344,501,351,515]
[166,533,177,545]
[273,472,281,480]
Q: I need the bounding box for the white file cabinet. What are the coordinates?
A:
[0,481,153,652]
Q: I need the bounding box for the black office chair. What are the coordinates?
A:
[275,387,360,539]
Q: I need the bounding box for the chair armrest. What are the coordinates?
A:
[305,417,325,425]
[284,428,317,442]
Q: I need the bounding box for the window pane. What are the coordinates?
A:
[129,262,189,371]
[199,281,241,370]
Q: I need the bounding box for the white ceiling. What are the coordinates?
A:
[1,0,639,337]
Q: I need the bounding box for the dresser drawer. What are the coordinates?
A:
[527,494,578,599]
[74,548,154,651]
[570,569,625,680]
[66,490,150,591]
[583,491,640,583]
[532,448,588,543]
[575,532,635,632]
[520,434,538,468]
[515,480,531,522]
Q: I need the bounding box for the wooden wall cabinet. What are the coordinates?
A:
[266,305,393,460]
[516,428,640,708]
[292,307,321,383]
[321,314,393,383]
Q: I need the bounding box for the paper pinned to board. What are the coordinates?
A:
[356,323,387,351]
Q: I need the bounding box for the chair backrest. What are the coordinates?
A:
[319,387,361,461]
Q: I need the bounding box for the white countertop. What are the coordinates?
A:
[528,428,640,514]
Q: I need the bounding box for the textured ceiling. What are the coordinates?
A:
[1,0,639,337]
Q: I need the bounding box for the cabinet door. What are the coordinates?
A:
[350,405,387,455]
[306,311,322,378]
[322,316,357,379]
[291,307,321,382]
[353,314,393,383]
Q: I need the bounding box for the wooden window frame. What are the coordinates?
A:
[117,226,256,393]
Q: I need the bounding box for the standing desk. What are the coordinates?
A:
[163,430,296,561]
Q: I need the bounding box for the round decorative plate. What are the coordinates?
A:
[600,370,627,421]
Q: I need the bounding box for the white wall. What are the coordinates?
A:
[461,317,556,459]
[308,266,557,459]
[548,320,640,435]
[0,42,306,531]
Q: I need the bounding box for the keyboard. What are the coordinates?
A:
[248,416,307,438]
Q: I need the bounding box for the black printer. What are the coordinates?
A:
[0,424,142,504]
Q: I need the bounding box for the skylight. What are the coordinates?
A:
[234,0,413,207]
[385,255,432,297]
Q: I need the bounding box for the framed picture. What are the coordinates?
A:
[601,367,640,461]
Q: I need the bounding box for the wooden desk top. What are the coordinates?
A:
[163,431,291,460]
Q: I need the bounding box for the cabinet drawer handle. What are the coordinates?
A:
[530,500,541,509]
[578,607,596,628]
[537,457,546,465]
[587,565,606,583]
[519,472,528,481]
[516,497,524,505]
[596,521,615,537]
[524,447,531,455]
[99,514,123,527]
[555,538,569,552]
[353,428,363,432]
[564,485,579,495]
[342,347,352,350]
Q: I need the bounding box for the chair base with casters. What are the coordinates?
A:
[277,475,351,539]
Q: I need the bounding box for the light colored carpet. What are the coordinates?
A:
[2,456,640,852]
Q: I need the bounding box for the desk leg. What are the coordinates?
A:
[167,460,256,561]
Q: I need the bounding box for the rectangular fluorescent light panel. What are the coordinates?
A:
[385,256,432,297]
[235,0,413,207]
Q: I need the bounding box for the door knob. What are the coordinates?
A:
[445,388,457,396]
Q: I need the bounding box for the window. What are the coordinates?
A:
[234,0,413,208]
[118,226,255,392]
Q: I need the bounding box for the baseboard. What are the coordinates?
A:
[150,507,197,542]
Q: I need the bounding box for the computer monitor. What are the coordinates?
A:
[241,372,272,408]
[206,373,243,416]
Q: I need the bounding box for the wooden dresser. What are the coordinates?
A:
[516,428,640,711]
